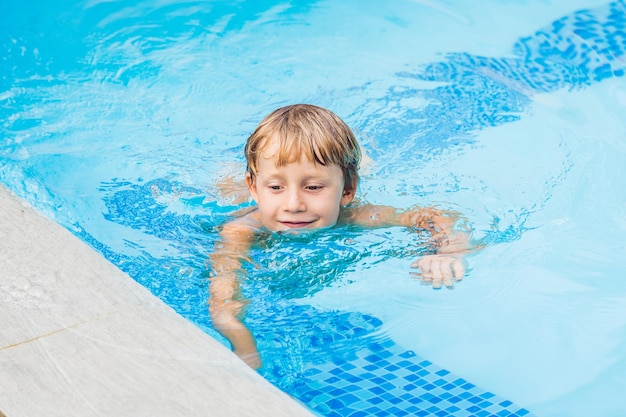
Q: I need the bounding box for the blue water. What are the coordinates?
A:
[2,1,626,416]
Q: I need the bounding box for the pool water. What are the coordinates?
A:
[2,1,626,416]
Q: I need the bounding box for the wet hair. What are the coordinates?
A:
[244,104,361,192]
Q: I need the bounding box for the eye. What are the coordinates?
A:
[269,185,282,191]
[306,184,324,191]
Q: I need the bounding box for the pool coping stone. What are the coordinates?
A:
[0,184,313,417]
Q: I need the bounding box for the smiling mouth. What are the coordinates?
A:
[279,221,314,229]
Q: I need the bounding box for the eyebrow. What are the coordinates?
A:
[256,169,337,183]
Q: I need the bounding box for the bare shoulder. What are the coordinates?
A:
[219,209,262,242]
[339,203,400,228]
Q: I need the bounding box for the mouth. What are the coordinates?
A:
[279,221,314,229]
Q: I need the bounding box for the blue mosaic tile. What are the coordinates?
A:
[347,412,369,417]
[445,405,461,414]
[274,339,538,417]
[286,345,530,417]
[366,396,384,406]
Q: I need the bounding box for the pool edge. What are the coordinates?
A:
[0,184,313,417]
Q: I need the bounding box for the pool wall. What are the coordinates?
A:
[0,184,312,417]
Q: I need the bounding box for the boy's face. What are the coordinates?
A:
[246,147,355,232]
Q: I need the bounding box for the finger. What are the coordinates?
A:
[430,258,442,279]
[416,275,434,286]
[451,257,466,281]
[409,270,427,283]
[431,274,443,289]
[418,257,433,280]
[409,269,427,279]
[429,259,443,289]
[415,272,433,286]
[440,259,454,288]
[416,258,435,285]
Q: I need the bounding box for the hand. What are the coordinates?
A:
[411,254,466,289]
[209,299,261,369]
[236,349,262,370]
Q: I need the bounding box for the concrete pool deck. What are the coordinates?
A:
[0,184,313,417]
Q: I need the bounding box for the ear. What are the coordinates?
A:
[245,172,259,203]
[340,186,356,206]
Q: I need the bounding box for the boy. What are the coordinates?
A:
[209,104,472,368]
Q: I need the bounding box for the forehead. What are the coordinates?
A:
[255,147,343,178]
[257,134,318,165]
[256,148,323,170]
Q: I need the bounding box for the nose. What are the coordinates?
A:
[283,188,306,212]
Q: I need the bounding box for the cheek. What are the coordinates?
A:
[255,190,278,210]
[322,193,344,218]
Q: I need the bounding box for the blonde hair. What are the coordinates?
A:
[245,104,361,192]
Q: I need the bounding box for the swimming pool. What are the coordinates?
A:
[2,0,625,415]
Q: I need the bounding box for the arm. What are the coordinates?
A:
[208,215,261,368]
[342,204,474,289]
